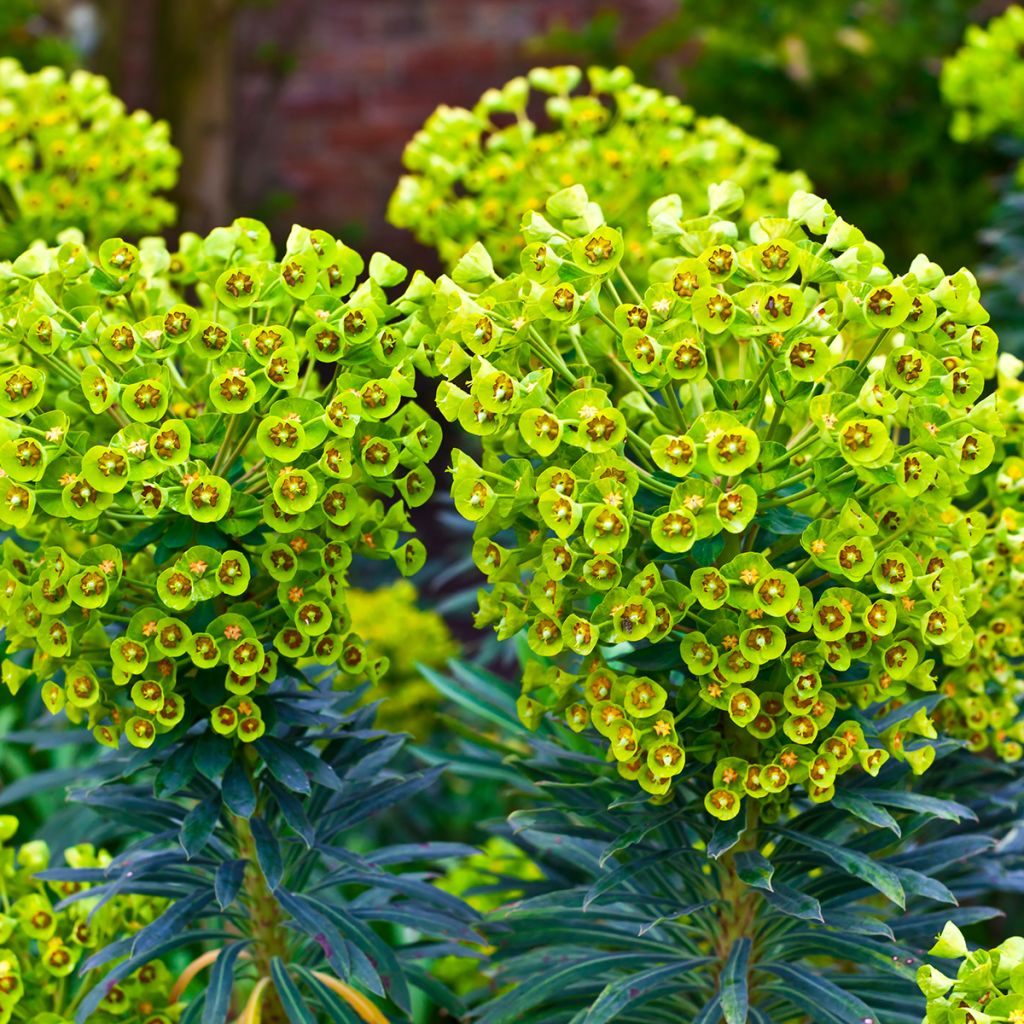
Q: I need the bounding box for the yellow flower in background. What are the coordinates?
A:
[345,581,459,739]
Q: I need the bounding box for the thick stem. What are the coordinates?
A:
[233,813,290,1024]
[714,802,763,1005]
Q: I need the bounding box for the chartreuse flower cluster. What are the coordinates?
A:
[0,217,439,752]
[346,580,459,737]
[0,816,179,1024]
[0,59,178,258]
[943,6,1024,155]
[388,65,809,274]
[431,180,1019,818]
[943,352,1024,760]
[919,922,1024,1023]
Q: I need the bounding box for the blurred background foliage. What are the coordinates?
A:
[533,0,1007,272]
[1,1,1013,273]
[0,0,78,72]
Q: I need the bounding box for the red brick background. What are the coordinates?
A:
[103,0,677,264]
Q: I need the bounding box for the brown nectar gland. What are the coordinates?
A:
[225,271,255,298]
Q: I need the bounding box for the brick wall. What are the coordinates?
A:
[102,0,677,264]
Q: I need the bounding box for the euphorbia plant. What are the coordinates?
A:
[0,59,178,258]
[388,65,809,273]
[428,180,1020,819]
[0,217,437,753]
[420,652,1021,1024]
[0,219,483,1022]
[942,6,1024,157]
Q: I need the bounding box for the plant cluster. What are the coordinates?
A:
[0,43,1022,1024]
[431,180,1020,817]
[0,60,178,258]
[919,923,1024,1023]
[388,65,809,273]
[0,217,438,754]
[44,688,483,1024]
[0,815,180,1024]
[952,352,1024,757]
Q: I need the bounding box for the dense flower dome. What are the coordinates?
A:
[426,180,1022,817]
[389,64,809,274]
[0,59,178,258]
[0,219,437,754]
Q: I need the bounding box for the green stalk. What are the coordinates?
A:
[233,766,291,1024]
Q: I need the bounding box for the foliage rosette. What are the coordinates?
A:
[0,59,178,258]
[388,64,809,274]
[429,180,1021,818]
[0,815,179,1024]
[0,217,439,755]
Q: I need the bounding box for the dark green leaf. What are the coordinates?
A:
[250,815,283,891]
[708,814,745,859]
[583,959,713,1024]
[130,890,213,959]
[255,737,312,795]
[763,883,823,922]
[214,859,247,911]
[193,732,232,783]
[734,851,774,891]
[203,942,251,1024]
[271,957,317,1023]
[774,827,904,907]
[180,795,221,859]
[418,661,522,733]
[693,994,723,1024]
[221,761,256,819]
[762,963,878,1024]
[720,938,750,1024]
[831,790,901,834]
[477,953,658,1024]
[756,507,813,535]
[866,789,976,823]
[691,535,725,565]
[155,749,197,797]
[266,777,316,847]
[891,866,956,905]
